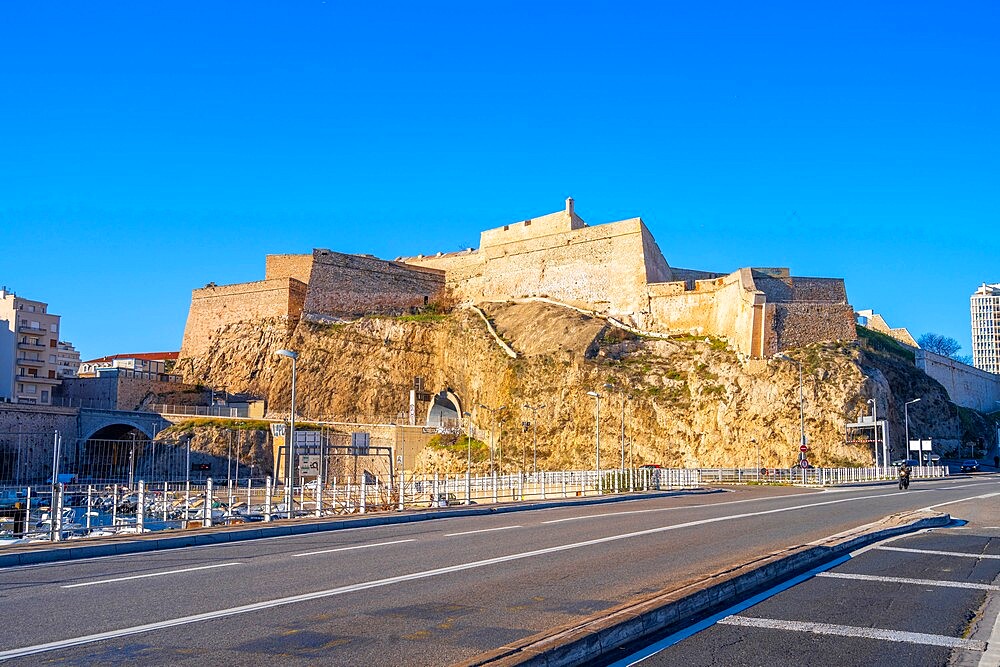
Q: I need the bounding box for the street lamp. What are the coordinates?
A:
[479,403,507,475]
[867,397,880,466]
[773,354,806,465]
[274,349,298,494]
[587,391,602,492]
[904,398,921,463]
[522,403,546,474]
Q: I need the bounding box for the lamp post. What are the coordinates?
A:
[479,404,507,475]
[774,354,806,465]
[274,349,298,493]
[522,403,545,474]
[586,391,602,493]
[904,398,921,463]
[463,411,472,504]
[867,397,879,466]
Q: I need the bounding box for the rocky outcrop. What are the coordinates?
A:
[174,303,981,473]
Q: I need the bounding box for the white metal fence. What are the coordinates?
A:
[0,465,948,547]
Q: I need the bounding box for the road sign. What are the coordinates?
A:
[760,468,769,476]
[799,459,810,469]
[298,455,321,474]
[799,444,809,452]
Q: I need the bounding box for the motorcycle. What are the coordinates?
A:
[898,468,911,490]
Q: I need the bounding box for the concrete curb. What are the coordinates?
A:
[458,509,952,667]
[0,488,717,568]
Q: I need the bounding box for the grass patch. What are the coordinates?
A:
[857,325,915,364]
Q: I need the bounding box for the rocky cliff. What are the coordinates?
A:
[173,302,988,473]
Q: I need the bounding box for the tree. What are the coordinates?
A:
[918,333,963,359]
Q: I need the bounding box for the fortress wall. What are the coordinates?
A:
[640,223,674,283]
[265,254,314,283]
[479,209,584,247]
[645,270,760,356]
[402,250,483,289]
[179,279,306,359]
[473,218,655,317]
[915,349,1000,412]
[787,277,848,303]
[764,302,857,354]
[304,249,446,319]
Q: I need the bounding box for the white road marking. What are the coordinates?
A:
[61,562,242,589]
[444,526,521,537]
[291,539,415,557]
[926,491,1000,511]
[817,571,1000,590]
[2,486,984,661]
[875,545,1000,560]
[718,615,986,650]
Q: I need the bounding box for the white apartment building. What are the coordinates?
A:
[971,283,1000,375]
[56,341,81,378]
[0,287,63,405]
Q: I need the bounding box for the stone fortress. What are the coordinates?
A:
[179,199,856,361]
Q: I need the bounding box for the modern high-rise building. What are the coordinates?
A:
[0,287,64,405]
[971,283,1000,375]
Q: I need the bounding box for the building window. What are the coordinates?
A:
[41,390,49,402]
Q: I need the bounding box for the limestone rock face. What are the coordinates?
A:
[175,303,969,472]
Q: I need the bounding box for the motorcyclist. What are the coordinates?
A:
[898,462,911,490]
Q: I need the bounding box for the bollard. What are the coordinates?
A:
[265,476,273,522]
[86,485,93,533]
[52,483,65,542]
[204,478,214,528]
[315,475,323,517]
[137,480,145,533]
[112,485,119,528]
[398,470,405,512]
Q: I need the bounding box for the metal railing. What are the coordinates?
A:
[0,465,949,547]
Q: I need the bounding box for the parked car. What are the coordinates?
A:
[891,459,919,468]
[961,459,980,473]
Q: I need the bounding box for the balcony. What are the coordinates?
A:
[17,375,60,385]
[17,341,46,351]
[17,324,48,335]
[15,357,46,368]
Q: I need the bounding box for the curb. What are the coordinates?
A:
[457,509,952,667]
[0,489,714,568]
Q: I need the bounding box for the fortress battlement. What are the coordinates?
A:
[179,199,856,361]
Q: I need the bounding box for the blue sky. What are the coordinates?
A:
[1,2,996,361]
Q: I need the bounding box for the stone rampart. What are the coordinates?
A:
[479,208,586,247]
[0,404,79,482]
[304,249,446,319]
[265,254,313,283]
[472,218,670,317]
[916,349,1000,412]
[764,302,856,354]
[180,278,306,360]
[645,269,761,356]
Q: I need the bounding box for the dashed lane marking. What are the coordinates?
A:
[291,539,415,557]
[875,545,1000,559]
[718,615,986,650]
[444,526,522,537]
[61,562,242,588]
[817,571,1000,590]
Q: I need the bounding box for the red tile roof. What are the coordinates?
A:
[81,351,179,364]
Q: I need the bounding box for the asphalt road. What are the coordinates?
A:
[0,475,996,665]
[612,478,1000,667]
